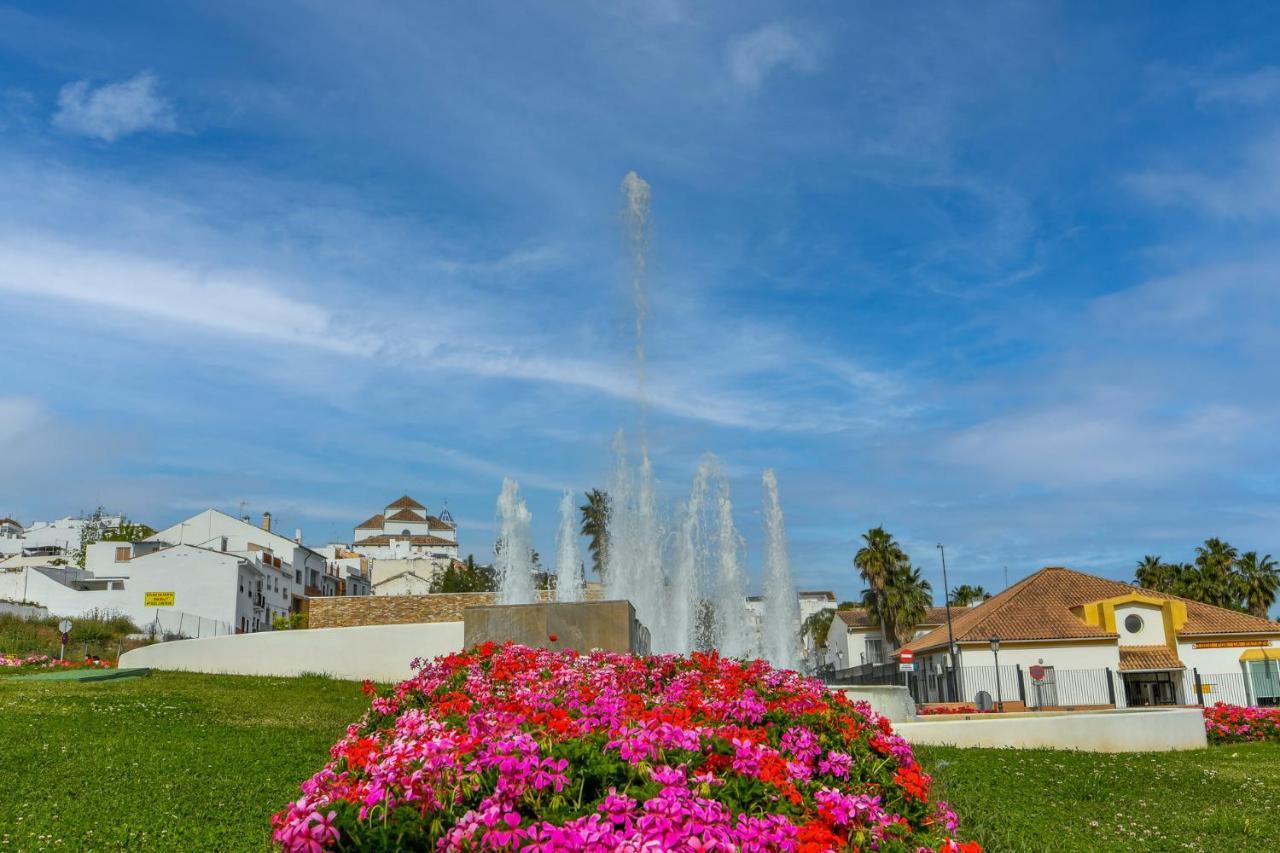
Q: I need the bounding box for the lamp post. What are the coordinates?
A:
[937,543,958,701]
[990,635,1004,712]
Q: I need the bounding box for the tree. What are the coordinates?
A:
[1193,538,1240,609]
[73,506,106,568]
[579,489,611,579]
[1236,552,1279,618]
[854,527,909,648]
[863,563,933,651]
[949,584,990,607]
[102,519,156,543]
[1134,555,1172,592]
[429,555,497,593]
[801,608,836,650]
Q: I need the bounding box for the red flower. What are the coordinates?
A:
[548,633,558,642]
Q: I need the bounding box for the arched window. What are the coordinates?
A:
[402,529,412,536]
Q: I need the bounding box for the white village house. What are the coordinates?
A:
[1,509,370,636]
[352,496,458,562]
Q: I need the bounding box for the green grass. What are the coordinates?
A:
[0,670,369,850]
[4,670,1279,851]
[0,610,146,661]
[919,742,1280,852]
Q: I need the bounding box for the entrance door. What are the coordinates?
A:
[1248,660,1280,707]
[1123,671,1180,706]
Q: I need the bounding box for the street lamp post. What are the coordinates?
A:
[937,544,958,701]
[990,635,1004,712]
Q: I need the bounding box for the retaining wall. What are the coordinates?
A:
[896,707,1207,752]
[118,621,465,681]
[308,588,603,629]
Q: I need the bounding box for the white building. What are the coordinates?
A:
[0,512,125,558]
[0,517,23,557]
[825,605,968,670]
[901,567,1280,709]
[352,496,458,561]
[1,542,291,635]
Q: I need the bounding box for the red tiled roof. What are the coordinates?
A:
[385,508,426,523]
[355,514,384,529]
[902,567,1280,654]
[427,515,456,531]
[353,534,455,548]
[0,517,21,528]
[1118,645,1184,672]
[386,495,426,510]
[836,606,959,629]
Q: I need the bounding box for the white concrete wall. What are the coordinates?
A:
[119,621,466,681]
[957,641,1121,672]
[376,573,434,596]
[896,707,1207,752]
[1114,603,1167,646]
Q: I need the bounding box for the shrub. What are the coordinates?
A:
[272,644,978,852]
[1203,702,1280,744]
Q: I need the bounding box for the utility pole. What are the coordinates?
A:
[937,544,958,701]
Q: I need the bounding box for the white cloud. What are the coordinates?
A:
[726,23,820,89]
[53,72,176,142]
[1127,132,1280,220]
[0,235,368,353]
[1195,66,1280,107]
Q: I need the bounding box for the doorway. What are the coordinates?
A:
[1122,671,1180,706]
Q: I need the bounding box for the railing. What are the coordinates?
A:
[143,608,234,640]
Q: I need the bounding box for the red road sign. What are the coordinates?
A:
[900,650,915,664]
[1029,664,1046,682]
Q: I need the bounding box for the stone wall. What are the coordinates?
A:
[308,588,603,629]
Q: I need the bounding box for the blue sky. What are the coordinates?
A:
[2,2,1280,603]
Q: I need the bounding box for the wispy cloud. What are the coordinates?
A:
[725,23,820,90]
[53,72,176,141]
[1194,66,1280,107]
[1127,132,1280,220]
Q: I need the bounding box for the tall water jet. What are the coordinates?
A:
[495,477,535,605]
[670,456,713,652]
[554,489,584,603]
[620,171,652,420]
[760,469,801,670]
[712,472,754,659]
[603,430,667,642]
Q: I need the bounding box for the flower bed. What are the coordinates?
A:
[917,705,994,716]
[0,654,112,672]
[273,644,978,851]
[1203,702,1280,744]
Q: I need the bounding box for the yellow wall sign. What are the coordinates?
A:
[144,592,176,607]
[1193,640,1270,649]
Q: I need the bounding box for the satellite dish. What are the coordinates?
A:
[974,690,994,712]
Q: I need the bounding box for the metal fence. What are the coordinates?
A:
[142,608,233,640]
[828,661,1275,709]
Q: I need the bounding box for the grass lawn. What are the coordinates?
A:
[0,670,368,851]
[919,742,1280,852]
[4,670,1279,852]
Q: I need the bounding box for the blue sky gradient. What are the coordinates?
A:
[2,2,1279,602]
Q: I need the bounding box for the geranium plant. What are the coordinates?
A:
[1204,702,1280,744]
[273,643,977,851]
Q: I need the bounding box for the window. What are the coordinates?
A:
[115,546,131,562]
[402,529,412,536]
[1124,614,1144,634]
[865,637,884,664]
[296,570,302,584]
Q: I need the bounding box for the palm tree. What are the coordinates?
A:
[855,526,906,593]
[949,584,990,607]
[1236,552,1279,618]
[801,608,836,651]
[1134,556,1172,592]
[862,563,932,650]
[1194,538,1240,609]
[579,489,611,580]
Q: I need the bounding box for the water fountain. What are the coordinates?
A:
[488,172,802,669]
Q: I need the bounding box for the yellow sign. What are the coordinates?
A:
[1199,683,1214,694]
[144,591,176,607]
[1193,640,1270,649]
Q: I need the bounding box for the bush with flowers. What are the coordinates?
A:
[0,653,112,673]
[272,643,979,852]
[1203,702,1280,744]
[916,706,993,716]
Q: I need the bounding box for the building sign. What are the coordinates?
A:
[1193,640,1270,649]
[144,591,176,607]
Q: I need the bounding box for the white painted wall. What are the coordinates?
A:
[1114,603,1167,646]
[119,621,466,681]
[897,707,1207,752]
[376,572,434,596]
[957,641,1121,672]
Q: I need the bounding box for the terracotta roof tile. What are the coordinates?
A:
[902,567,1280,654]
[353,534,455,548]
[355,514,384,529]
[386,495,426,510]
[1118,645,1184,671]
[385,508,426,523]
[427,516,456,531]
[0,517,21,528]
[836,606,958,629]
